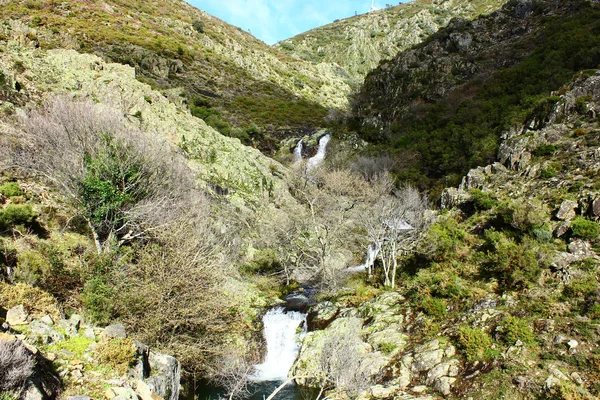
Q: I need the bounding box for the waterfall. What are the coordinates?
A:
[252,307,307,382]
[293,139,303,164]
[306,134,331,171]
[347,242,381,273]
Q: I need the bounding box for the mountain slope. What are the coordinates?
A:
[351,0,600,194]
[0,0,351,148]
[275,0,506,85]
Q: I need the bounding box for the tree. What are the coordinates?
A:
[360,183,431,287]
[5,97,195,254]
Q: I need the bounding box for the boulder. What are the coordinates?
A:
[556,200,578,221]
[41,315,54,326]
[592,197,600,217]
[145,351,181,400]
[434,376,456,396]
[285,294,309,313]
[307,301,339,331]
[6,304,29,326]
[102,324,127,339]
[29,320,65,344]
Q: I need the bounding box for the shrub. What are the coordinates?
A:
[192,19,204,33]
[0,282,60,319]
[470,189,496,211]
[0,339,36,393]
[532,144,557,157]
[240,248,281,275]
[456,326,493,362]
[424,216,466,261]
[0,205,35,230]
[421,296,447,318]
[571,217,600,239]
[482,230,541,289]
[501,315,536,345]
[81,277,115,325]
[0,182,24,198]
[496,199,548,232]
[94,338,136,374]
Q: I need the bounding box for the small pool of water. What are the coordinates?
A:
[196,381,318,400]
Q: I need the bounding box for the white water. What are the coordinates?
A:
[306,134,331,171]
[293,139,303,165]
[252,307,307,382]
[347,242,381,273]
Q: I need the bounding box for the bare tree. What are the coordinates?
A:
[4,97,196,253]
[361,183,431,287]
[319,318,373,397]
[210,353,254,400]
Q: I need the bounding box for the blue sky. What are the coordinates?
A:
[187,1,405,45]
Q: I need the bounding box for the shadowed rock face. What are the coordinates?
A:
[285,294,310,313]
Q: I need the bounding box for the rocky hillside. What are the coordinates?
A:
[276,0,506,85]
[0,0,351,150]
[291,68,600,400]
[351,0,600,194]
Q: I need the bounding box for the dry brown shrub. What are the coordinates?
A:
[0,282,60,319]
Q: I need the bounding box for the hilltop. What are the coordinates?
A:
[276,0,506,85]
[0,0,352,151]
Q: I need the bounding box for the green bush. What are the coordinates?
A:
[501,315,536,345]
[496,199,548,232]
[532,144,557,157]
[456,326,493,362]
[0,205,35,230]
[562,277,598,299]
[531,227,553,243]
[482,230,541,289]
[470,189,496,211]
[571,217,600,239]
[192,19,204,33]
[424,216,466,261]
[81,277,115,325]
[0,182,24,198]
[421,296,447,318]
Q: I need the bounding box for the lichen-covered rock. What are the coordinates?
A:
[556,200,578,221]
[102,324,127,339]
[307,301,339,331]
[6,304,29,326]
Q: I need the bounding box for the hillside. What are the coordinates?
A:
[352,0,600,195]
[291,67,600,400]
[275,0,506,85]
[0,0,352,151]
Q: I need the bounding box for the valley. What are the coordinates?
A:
[1,1,600,400]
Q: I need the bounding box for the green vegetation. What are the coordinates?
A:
[0,182,23,197]
[420,296,447,318]
[501,315,535,345]
[0,205,35,230]
[470,189,496,211]
[571,217,600,239]
[456,326,493,362]
[354,0,600,195]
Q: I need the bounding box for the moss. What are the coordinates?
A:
[44,334,93,359]
[0,183,24,198]
[421,296,447,318]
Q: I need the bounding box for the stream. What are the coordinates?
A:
[196,303,314,400]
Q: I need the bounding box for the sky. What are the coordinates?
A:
[187,1,404,45]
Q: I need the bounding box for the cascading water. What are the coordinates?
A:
[293,139,303,165]
[347,242,381,273]
[306,134,331,171]
[252,307,307,382]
